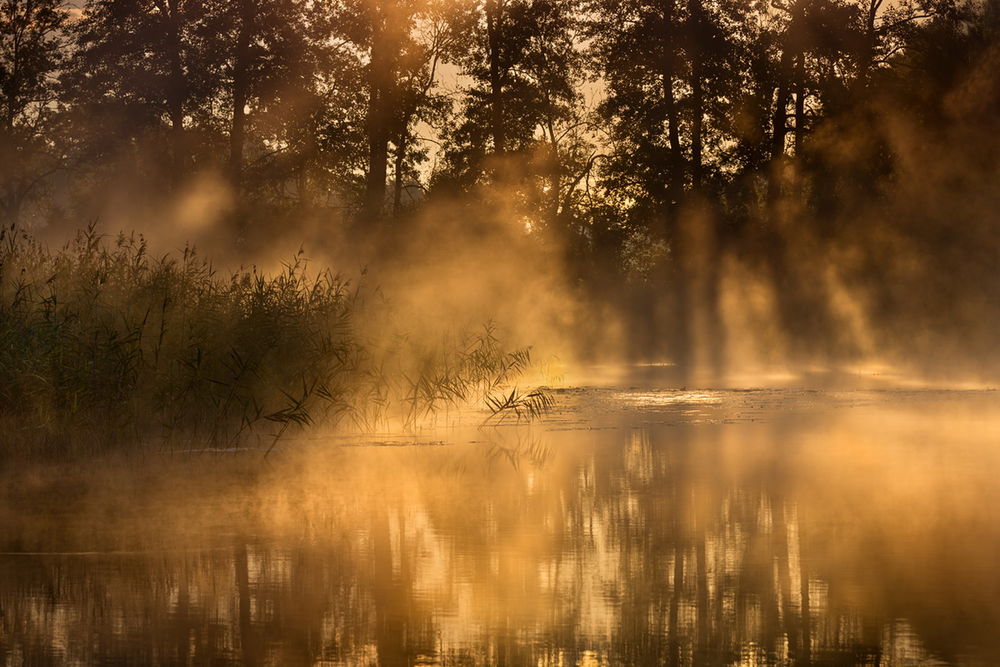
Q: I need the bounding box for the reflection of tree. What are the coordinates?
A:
[0,426,989,664]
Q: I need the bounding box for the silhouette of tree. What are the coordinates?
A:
[65,0,221,187]
[438,0,582,186]
[0,0,68,222]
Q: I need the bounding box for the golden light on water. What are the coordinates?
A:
[3,388,999,663]
[7,0,1000,662]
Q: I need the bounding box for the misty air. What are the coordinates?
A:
[2,0,1000,664]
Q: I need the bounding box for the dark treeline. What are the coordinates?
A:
[4,0,1000,373]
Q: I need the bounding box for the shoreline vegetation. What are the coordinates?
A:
[4,0,1000,383]
[0,224,552,458]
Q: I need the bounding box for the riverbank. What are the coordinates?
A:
[0,225,549,457]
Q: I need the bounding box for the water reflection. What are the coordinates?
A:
[2,390,999,665]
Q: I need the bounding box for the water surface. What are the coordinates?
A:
[2,388,1000,665]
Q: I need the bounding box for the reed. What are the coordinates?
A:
[0,225,550,456]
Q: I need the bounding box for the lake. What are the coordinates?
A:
[2,386,999,665]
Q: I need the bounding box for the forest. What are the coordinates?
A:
[6,4,1000,664]
[2,0,1000,450]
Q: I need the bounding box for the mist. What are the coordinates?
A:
[7,0,999,394]
[5,0,1000,662]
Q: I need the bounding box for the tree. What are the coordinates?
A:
[387,0,459,216]
[437,0,587,215]
[585,0,738,366]
[0,0,67,222]
[209,0,348,207]
[586,0,736,215]
[347,0,428,222]
[67,0,221,188]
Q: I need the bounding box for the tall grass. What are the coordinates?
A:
[350,323,555,433]
[0,225,550,456]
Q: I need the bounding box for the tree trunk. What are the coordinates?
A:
[485,0,506,156]
[542,118,562,230]
[364,2,391,221]
[229,0,255,192]
[857,0,882,83]
[767,45,793,204]
[770,52,792,163]
[661,74,683,206]
[297,109,318,210]
[794,51,805,156]
[164,0,187,188]
[0,124,21,223]
[392,131,406,216]
[688,0,704,191]
[659,0,691,370]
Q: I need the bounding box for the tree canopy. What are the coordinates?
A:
[4,0,1000,369]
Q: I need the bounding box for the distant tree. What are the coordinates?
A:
[220,0,255,191]
[66,0,220,187]
[586,0,737,215]
[0,0,68,222]
[205,0,356,208]
[344,0,424,222]
[387,0,459,217]
[286,1,369,212]
[64,0,370,231]
[436,0,588,224]
[852,0,951,86]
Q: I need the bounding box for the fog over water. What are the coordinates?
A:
[5,0,1000,663]
[2,387,999,665]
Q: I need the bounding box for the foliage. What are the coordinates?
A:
[0,225,551,455]
[0,0,68,221]
[3,0,1000,370]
